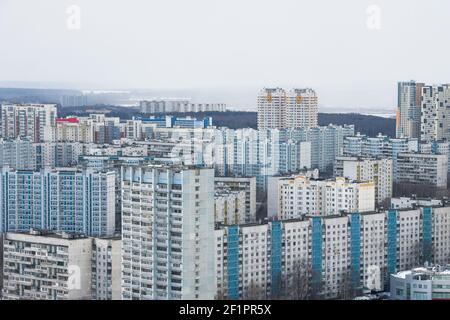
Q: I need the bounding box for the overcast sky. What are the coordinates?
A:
[0,0,449,110]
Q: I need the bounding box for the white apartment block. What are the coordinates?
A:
[91,237,121,300]
[0,139,84,170]
[343,133,419,182]
[121,165,215,300]
[257,88,318,130]
[257,88,287,130]
[2,231,121,300]
[396,153,448,188]
[56,114,124,144]
[421,84,450,142]
[1,104,57,142]
[85,143,148,157]
[335,156,393,207]
[215,223,272,300]
[213,125,353,190]
[214,189,246,225]
[274,175,375,219]
[123,119,142,140]
[215,204,450,300]
[267,169,320,218]
[432,206,450,266]
[396,209,422,272]
[56,117,95,143]
[140,100,226,113]
[214,177,257,223]
[420,141,450,172]
[2,231,93,300]
[360,212,386,291]
[285,88,318,129]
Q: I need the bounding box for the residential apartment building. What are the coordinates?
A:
[396,81,424,139]
[390,197,443,210]
[214,177,257,224]
[335,156,393,206]
[140,100,226,113]
[56,117,95,143]
[257,88,318,130]
[85,143,148,157]
[134,115,213,129]
[0,139,84,170]
[266,169,320,217]
[2,230,121,300]
[396,153,448,188]
[60,95,88,108]
[214,189,247,225]
[215,205,450,300]
[1,104,57,142]
[213,125,354,190]
[2,231,93,300]
[273,175,375,219]
[91,237,121,300]
[343,133,419,181]
[420,141,450,172]
[121,165,215,300]
[421,84,450,142]
[0,167,116,237]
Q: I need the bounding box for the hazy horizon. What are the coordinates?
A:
[1,0,450,110]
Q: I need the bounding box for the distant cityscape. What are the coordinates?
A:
[0,82,450,301]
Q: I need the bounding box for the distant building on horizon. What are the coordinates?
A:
[396,81,424,139]
[61,95,88,108]
[257,88,318,130]
[139,99,226,113]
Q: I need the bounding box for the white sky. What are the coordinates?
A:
[1,0,449,110]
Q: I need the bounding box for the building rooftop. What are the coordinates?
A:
[8,229,89,240]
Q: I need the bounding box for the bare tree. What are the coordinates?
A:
[381,197,391,210]
[244,279,266,300]
[215,287,227,300]
[409,240,423,270]
[285,259,311,300]
[336,268,355,300]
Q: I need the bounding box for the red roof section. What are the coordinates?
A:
[56,117,78,123]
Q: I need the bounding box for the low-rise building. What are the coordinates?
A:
[390,197,443,210]
[390,266,450,300]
